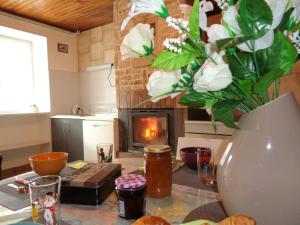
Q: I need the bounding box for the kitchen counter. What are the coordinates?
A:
[51,113,117,121]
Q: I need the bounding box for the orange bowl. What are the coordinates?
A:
[29,152,68,176]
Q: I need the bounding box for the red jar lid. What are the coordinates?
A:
[115,174,146,189]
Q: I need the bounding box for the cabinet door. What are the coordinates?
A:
[51,119,84,162]
[67,119,84,162]
[51,119,68,153]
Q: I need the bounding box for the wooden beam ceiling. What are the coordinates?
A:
[0,0,113,32]
[0,0,220,32]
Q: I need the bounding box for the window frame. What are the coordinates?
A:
[0,26,50,114]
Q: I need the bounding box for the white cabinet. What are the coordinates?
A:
[83,120,114,162]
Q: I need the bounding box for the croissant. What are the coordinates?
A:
[219,215,256,225]
[132,216,171,225]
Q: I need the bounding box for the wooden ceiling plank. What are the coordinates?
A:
[0,0,114,32]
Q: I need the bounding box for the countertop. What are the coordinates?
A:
[51,113,117,121]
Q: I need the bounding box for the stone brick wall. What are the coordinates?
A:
[78,23,114,71]
[114,0,186,108]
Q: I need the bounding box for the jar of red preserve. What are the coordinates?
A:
[115,174,146,219]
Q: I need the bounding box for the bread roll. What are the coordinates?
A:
[219,215,256,225]
[132,216,171,225]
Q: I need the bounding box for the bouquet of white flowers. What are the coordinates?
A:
[120,0,300,128]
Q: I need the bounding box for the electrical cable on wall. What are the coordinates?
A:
[108,63,115,87]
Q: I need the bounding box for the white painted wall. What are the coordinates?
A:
[0,12,78,72]
[0,12,79,169]
[50,69,80,115]
[80,67,116,115]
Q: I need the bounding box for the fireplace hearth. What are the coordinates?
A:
[119,109,185,153]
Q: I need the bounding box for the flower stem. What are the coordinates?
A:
[142,54,154,62]
[273,79,280,100]
[250,41,270,103]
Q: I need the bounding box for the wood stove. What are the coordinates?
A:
[119,109,185,153]
[129,111,168,147]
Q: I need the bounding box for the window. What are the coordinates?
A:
[0,26,50,113]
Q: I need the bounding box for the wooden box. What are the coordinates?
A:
[60,162,121,205]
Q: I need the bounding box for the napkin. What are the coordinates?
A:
[68,161,88,170]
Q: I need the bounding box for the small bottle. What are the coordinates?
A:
[31,201,39,220]
[115,174,146,219]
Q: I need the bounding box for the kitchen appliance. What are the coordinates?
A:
[83,117,115,162]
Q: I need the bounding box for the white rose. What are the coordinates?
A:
[199,0,214,31]
[147,70,181,102]
[223,6,241,34]
[207,24,230,43]
[265,0,288,29]
[220,0,288,52]
[291,1,300,23]
[193,52,232,92]
[121,0,168,30]
[120,23,154,60]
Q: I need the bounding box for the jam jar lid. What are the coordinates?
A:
[115,174,146,189]
[144,145,171,154]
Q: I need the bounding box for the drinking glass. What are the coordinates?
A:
[97,143,113,163]
[197,147,216,186]
[29,175,62,225]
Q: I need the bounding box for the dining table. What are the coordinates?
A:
[0,158,226,225]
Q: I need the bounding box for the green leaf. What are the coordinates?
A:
[212,100,242,128]
[253,69,283,94]
[188,0,200,41]
[178,91,218,109]
[180,73,193,84]
[228,53,256,80]
[185,38,207,61]
[204,98,218,108]
[216,36,252,49]
[228,0,238,5]
[237,0,272,39]
[291,22,300,32]
[178,92,206,108]
[277,8,295,32]
[155,5,169,18]
[143,41,154,56]
[237,79,253,96]
[256,32,298,75]
[151,47,197,70]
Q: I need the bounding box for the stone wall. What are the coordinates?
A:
[78,23,114,71]
[114,0,186,109]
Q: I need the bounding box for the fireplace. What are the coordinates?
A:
[119,109,185,153]
[130,112,168,147]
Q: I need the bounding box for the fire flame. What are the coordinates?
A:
[145,127,158,140]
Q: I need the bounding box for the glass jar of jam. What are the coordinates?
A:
[144,145,172,198]
[115,174,146,219]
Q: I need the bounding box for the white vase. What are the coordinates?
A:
[217,92,300,225]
